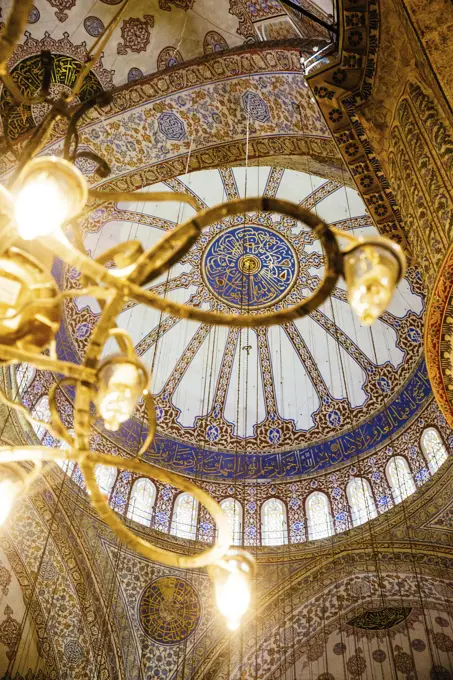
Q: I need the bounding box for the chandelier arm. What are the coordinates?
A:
[68,0,132,102]
[79,452,232,568]
[48,198,342,328]
[64,93,112,162]
[48,380,79,448]
[133,222,201,285]
[0,347,97,382]
[137,392,157,458]
[73,293,131,450]
[62,287,113,301]
[107,328,136,358]
[0,386,70,444]
[0,0,34,75]
[9,110,64,186]
[0,446,232,568]
[88,190,200,212]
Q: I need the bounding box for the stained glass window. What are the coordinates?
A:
[261,498,288,546]
[171,493,198,540]
[15,363,35,396]
[127,478,156,527]
[220,498,243,546]
[31,395,50,442]
[94,464,117,497]
[56,459,76,477]
[421,427,448,475]
[346,477,377,527]
[386,456,416,504]
[306,492,334,540]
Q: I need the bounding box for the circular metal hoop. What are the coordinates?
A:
[0,446,232,569]
[55,197,343,328]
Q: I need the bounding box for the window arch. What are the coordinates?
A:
[127,478,156,527]
[171,493,198,540]
[94,464,117,498]
[220,498,243,546]
[306,492,334,540]
[421,427,448,475]
[386,456,416,504]
[346,477,377,527]
[261,498,288,546]
[31,395,50,441]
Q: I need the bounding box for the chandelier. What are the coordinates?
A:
[0,0,406,631]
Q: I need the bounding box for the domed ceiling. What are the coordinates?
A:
[52,166,428,480]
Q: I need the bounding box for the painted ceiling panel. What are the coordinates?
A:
[223,328,266,438]
[174,324,230,426]
[268,325,319,431]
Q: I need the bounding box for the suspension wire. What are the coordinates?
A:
[368,321,439,671]
[327,166,400,676]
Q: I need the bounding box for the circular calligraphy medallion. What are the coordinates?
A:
[138,576,201,644]
[202,225,298,309]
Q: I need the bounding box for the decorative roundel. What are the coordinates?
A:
[202,225,298,309]
[138,577,201,644]
[84,16,105,37]
[27,6,40,23]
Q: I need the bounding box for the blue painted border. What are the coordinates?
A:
[53,260,431,480]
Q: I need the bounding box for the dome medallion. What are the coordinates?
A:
[202,225,298,309]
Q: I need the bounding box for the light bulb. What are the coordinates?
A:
[0,479,19,525]
[97,357,148,432]
[215,568,251,631]
[343,239,406,325]
[14,157,88,240]
[209,549,255,631]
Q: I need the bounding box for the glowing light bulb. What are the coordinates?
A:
[14,157,87,240]
[209,549,255,631]
[0,479,19,525]
[215,568,251,631]
[97,358,148,432]
[343,239,406,325]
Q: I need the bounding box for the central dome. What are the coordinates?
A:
[49,166,426,480]
[202,224,298,309]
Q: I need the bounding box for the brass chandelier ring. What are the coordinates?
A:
[54,197,343,328]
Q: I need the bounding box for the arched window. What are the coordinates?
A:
[94,464,117,497]
[31,395,50,441]
[306,492,334,540]
[56,459,76,477]
[220,498,243,546]
[386,456,416,504]
[15,363,35,399]
[346,478,377,527]
[261,498,288,546]
[421,427,448,475]
[127,478,156,527]
[171,493,198,540]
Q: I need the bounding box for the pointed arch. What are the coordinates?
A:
[386,456,416,504]
[31,395,50,442]
[94,465,117,498]
[346,477,377,527]
[306,491,334,540]
[261,498,288,546]
[171,493,198,539]
[127,478,157,527]
[220,498,243,546]
[421,427,448,475]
